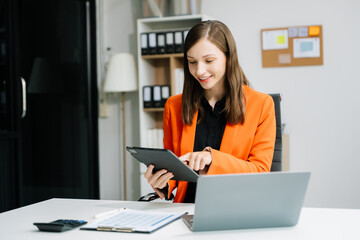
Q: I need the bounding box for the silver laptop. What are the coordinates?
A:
[182,172,310,231]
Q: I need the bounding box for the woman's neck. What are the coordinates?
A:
[204,88,225,109]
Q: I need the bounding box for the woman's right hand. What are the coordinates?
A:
[144,164,174,198]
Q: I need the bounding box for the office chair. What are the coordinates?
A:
[269,94,282,171]
[139,94,282,201]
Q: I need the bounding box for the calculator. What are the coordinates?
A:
[34,219,87,232]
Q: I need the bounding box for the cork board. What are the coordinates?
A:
[261,25,323,67]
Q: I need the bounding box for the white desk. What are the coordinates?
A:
[1,198,359,240]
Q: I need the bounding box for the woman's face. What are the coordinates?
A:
[187,38,227,93]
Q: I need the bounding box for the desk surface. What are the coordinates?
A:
[1,198,359,240]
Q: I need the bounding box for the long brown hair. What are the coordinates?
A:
[182,20,249,125]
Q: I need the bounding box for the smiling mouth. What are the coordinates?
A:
[198,76,212,82]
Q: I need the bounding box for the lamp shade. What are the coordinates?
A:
[104,53,137,93]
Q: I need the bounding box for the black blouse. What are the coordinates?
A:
[183,96,227,203]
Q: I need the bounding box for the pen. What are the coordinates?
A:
[97,226,134,232]
[93,209,120,219]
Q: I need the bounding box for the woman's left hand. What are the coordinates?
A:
[179,151,212,175]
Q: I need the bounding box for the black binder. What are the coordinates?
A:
[165,32,175,54]
[161,85,170,107]
[174,31,183,53]
[156,32,166,54]
[143,86,152,108]
[140,33,149,55]
[148,32,157,55]
[152,85,162,108]
[183,29,189,43]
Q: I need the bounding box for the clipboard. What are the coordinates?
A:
[80,208,186,233]
[126,146,199,182]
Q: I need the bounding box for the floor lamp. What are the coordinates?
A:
[104,53,137,200]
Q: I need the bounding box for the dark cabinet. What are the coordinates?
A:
[0,0,99,212]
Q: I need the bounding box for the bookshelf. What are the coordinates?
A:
[137,15,212,196]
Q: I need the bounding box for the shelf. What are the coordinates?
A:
[137,15,212,147]
[142,53,183,59]
[137,16,212,142]
[139,15,213,32]
[137,15,213,196]
[143,108,164,112]
[139,14,208,23]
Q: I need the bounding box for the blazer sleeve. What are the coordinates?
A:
[163,98,173,151]
[162,97,178,198]
[207,95,276,174]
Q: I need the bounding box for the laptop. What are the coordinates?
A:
[182,172,310,231]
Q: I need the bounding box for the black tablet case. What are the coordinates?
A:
[126,147,199,183]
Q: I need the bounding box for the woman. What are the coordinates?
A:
[145,20,276,203]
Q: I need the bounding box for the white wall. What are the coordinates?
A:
[202,0,360,208]
[97,0,141,201]
[98,0,360,208]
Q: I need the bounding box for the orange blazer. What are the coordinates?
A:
[162,85,276,203]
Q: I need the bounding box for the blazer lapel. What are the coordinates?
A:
[220,86,248,154]
[180,111,198,156]
[220,123,238,153]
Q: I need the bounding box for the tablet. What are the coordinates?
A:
[126,146,199,183]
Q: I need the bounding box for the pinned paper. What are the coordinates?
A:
[309,26,320,36]
[278,54,291,64]
[288,27,298,37]
[301,41,314,51]
[277,35,286,44]
[293,38,320,58]
[298,27,309,37]
[262,30,288,50]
